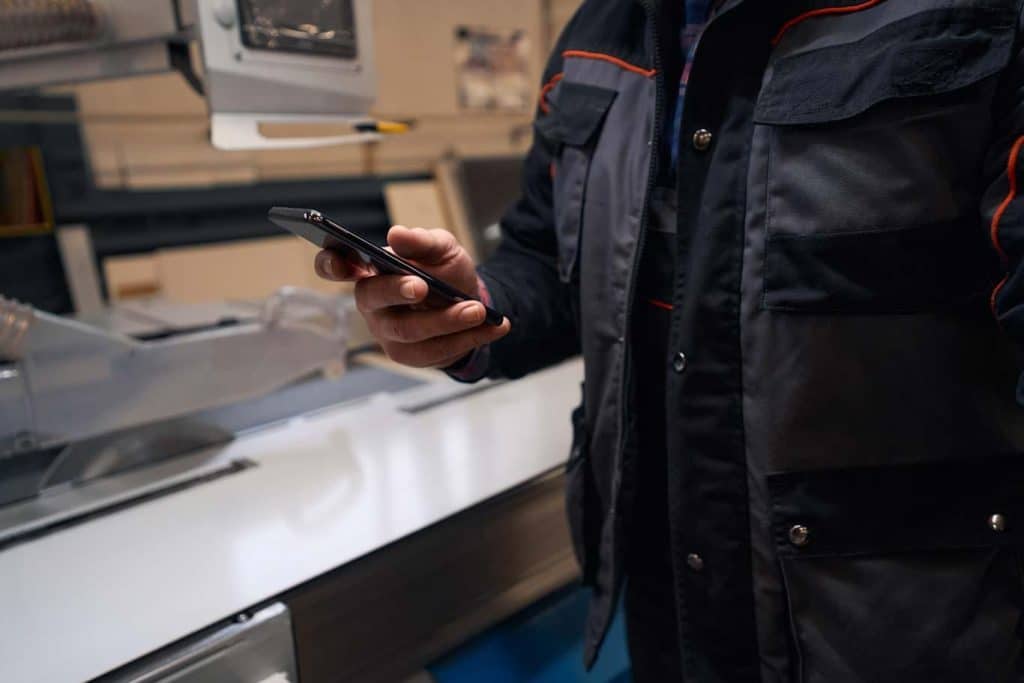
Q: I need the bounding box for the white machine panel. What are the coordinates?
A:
[0,359,583,683]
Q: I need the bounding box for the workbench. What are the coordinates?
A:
[0,358,584,683]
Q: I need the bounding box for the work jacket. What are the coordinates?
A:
[475,1,1024,680]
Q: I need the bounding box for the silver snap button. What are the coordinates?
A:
[789,524,810,547]
[989,513,1007,532]
[686,553,704,572]
[672,352,687,373]
[692,128,713,151]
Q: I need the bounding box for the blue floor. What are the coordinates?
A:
[429,586,631,683]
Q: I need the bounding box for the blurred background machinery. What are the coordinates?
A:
[1,0,379,149]
[0,0,106,53]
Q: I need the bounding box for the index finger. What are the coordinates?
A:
[314,249,375,282]
[387,226,461,266]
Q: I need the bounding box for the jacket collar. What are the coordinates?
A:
[636,0,750,19]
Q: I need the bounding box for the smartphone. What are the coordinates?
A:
[268,206,503,326]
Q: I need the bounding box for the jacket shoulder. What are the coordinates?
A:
[554,0,652,72]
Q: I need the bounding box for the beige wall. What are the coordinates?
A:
[104,236,347,303]
[56,0,582,190]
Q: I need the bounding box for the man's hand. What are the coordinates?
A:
[314,225,511,368]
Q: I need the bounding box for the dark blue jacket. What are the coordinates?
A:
[477,1,1024,680]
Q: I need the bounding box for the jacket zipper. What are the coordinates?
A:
[617,0,743,493]
[614,1,665,509]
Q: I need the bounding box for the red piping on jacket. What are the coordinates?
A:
[538,72,564,114]
[989,136,1024,316]
[772,0,885,46]
[561,50,657,78]
[648,298,674,311]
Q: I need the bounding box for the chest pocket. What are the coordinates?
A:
[536,81,617,283]
[754,4,1016,313]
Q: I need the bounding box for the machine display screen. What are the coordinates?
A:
[237,0,358,59]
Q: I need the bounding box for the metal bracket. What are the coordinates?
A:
[210,113,382,150]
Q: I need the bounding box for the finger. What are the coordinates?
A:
[314,249,372,281]
[387,226,461,266]
[314,250,345,281]
[370,301,487,343]
[383,318,511,368]
[354,274,427,312]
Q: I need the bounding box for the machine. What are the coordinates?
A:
[0,0,384,149]
[0,289,361,546]
[0,0,420,551]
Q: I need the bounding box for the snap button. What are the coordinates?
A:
[686,553,704,572]
[989,513,1007,532]
[788,524,810,547]
[692,128,713,151]
[672,352,687,373]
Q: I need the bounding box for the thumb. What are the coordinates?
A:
[387,226,463,267]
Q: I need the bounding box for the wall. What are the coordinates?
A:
[54,0,582,190]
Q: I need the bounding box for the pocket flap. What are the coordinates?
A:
[755,5,1015,125]
[763,219,992,313]
[536,81,617,146]
[768,457,1024,559]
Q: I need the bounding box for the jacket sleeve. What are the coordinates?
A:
[983,10,1024,405]
[475,20,582,380]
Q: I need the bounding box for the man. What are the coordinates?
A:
[315,0,1024,680]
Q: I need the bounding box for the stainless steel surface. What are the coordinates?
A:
[394,376,506,414]
[0,292,350,455]
[37,419,235,491]
[72,302,255,339]
[0,439,249,547]
[788,524,810,547]
[0,358,421,545]
[101,603,298,683]
[0,357,583,683]
[113,299,261,334]
[989,513,1007,532]
[0,292,365,544]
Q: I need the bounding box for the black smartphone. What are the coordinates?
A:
[268,206,503,326]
